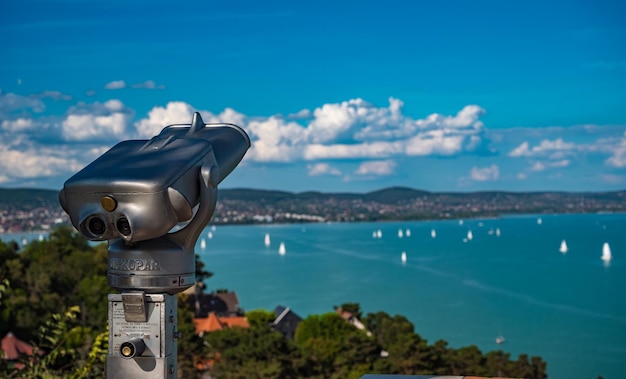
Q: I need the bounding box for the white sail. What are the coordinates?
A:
[405,229,411,237]
[398,229,404,238]
[537,217,542,225]
[278,242,286,255]
[200,239,206,249]
[602,242,612,261]
[431,229,436,238]
[496,228,501,237]
[376,229,382,238]
[264,233,271,247]
[559,240,568,254]
[401,251,407,263]
[467,230,473,241]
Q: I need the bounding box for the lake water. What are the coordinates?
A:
[3,213,625,379]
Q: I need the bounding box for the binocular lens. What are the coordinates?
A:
[88,217,106,235]
[116,217,131,236]
[120,338,145,359]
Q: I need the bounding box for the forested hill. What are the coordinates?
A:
[2,186,625,232]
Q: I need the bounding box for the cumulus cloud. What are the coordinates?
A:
[0,140,84,183]
[0,91,45,116]
[105,80,126,90]
[355,160,397,176]
[132,80,165,89]
[1,118,35,132]
[307,163,341,176]
[605,132,626,168]
[62,99,133,141]
[32,90,72,101]
[131,98,488,164]
[470,164,499,181]
[509,138,576,158]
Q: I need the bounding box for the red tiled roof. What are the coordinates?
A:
[1,333,35,360]
[193,312,249,335]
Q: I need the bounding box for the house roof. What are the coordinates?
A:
[1,332,35,360]
[188,288,242,317]
[193,312,250,335]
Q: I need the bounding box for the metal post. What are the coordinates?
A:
[106,293,178,378]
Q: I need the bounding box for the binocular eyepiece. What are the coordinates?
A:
[120,338,145,359]
[60,112,250,245]
[59,112,250,294]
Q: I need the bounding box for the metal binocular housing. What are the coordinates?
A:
[59,112,250,294]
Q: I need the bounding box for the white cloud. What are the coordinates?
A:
[509,138,576,158]
[134,101,196,138]
[131,80,165,89]
[355,160,397,176]
[61,100,133,141]
[1,118,35,132]
[470,164,499,181]
[104,80,126,90]
[605,133,626,168]
[0,91,45,116]
[32,90,72,101]
[133,98,488,163]
[307,163,341,176]
[0,143,84,183]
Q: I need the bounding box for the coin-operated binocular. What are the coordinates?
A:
[59,112,250,379]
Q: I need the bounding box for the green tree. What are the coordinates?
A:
[202,311,298,378]
[295,312,380,378]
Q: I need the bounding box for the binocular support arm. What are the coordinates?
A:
[170,164,219,251]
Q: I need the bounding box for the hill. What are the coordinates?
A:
[1,186,626,232]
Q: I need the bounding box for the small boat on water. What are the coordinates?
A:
[601,242,612,262]
[200,239,206,249]
[467,230,473,241]
[401,251,407,263]
[537,217,542,225]
[496,335,506,344]
[495,228,501,237]
[398,229,404,238]
[278,242,286,256]
[405,229,411,237]
[207,231,213,239]
[264,233,271,247]
[431,229,436,238]
[559,240,568,254]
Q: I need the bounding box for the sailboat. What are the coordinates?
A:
[207,231,213,239]
[467,230,473,241]
[398,229,404,238]
[376,229,382,238]
[431,229,436,238]
[559,240,568,254]
[278,242,286,256]
[495,228,501,237]
[401,251,407,263]
[264,233,271,247]
[200,239,206,249]
[537,217,542,225]
[405,229,411,237]
[495,335,506,344]
[601,242,612,262]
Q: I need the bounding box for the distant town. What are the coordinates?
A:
[1,186,626,233]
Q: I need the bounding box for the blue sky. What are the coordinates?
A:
[1,0,625,193]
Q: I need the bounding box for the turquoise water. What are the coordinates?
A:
[3,213,625,378]
[196,214,625,379]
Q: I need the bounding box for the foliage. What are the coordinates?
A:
[1,231,550,378]
[7,306,89,378]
